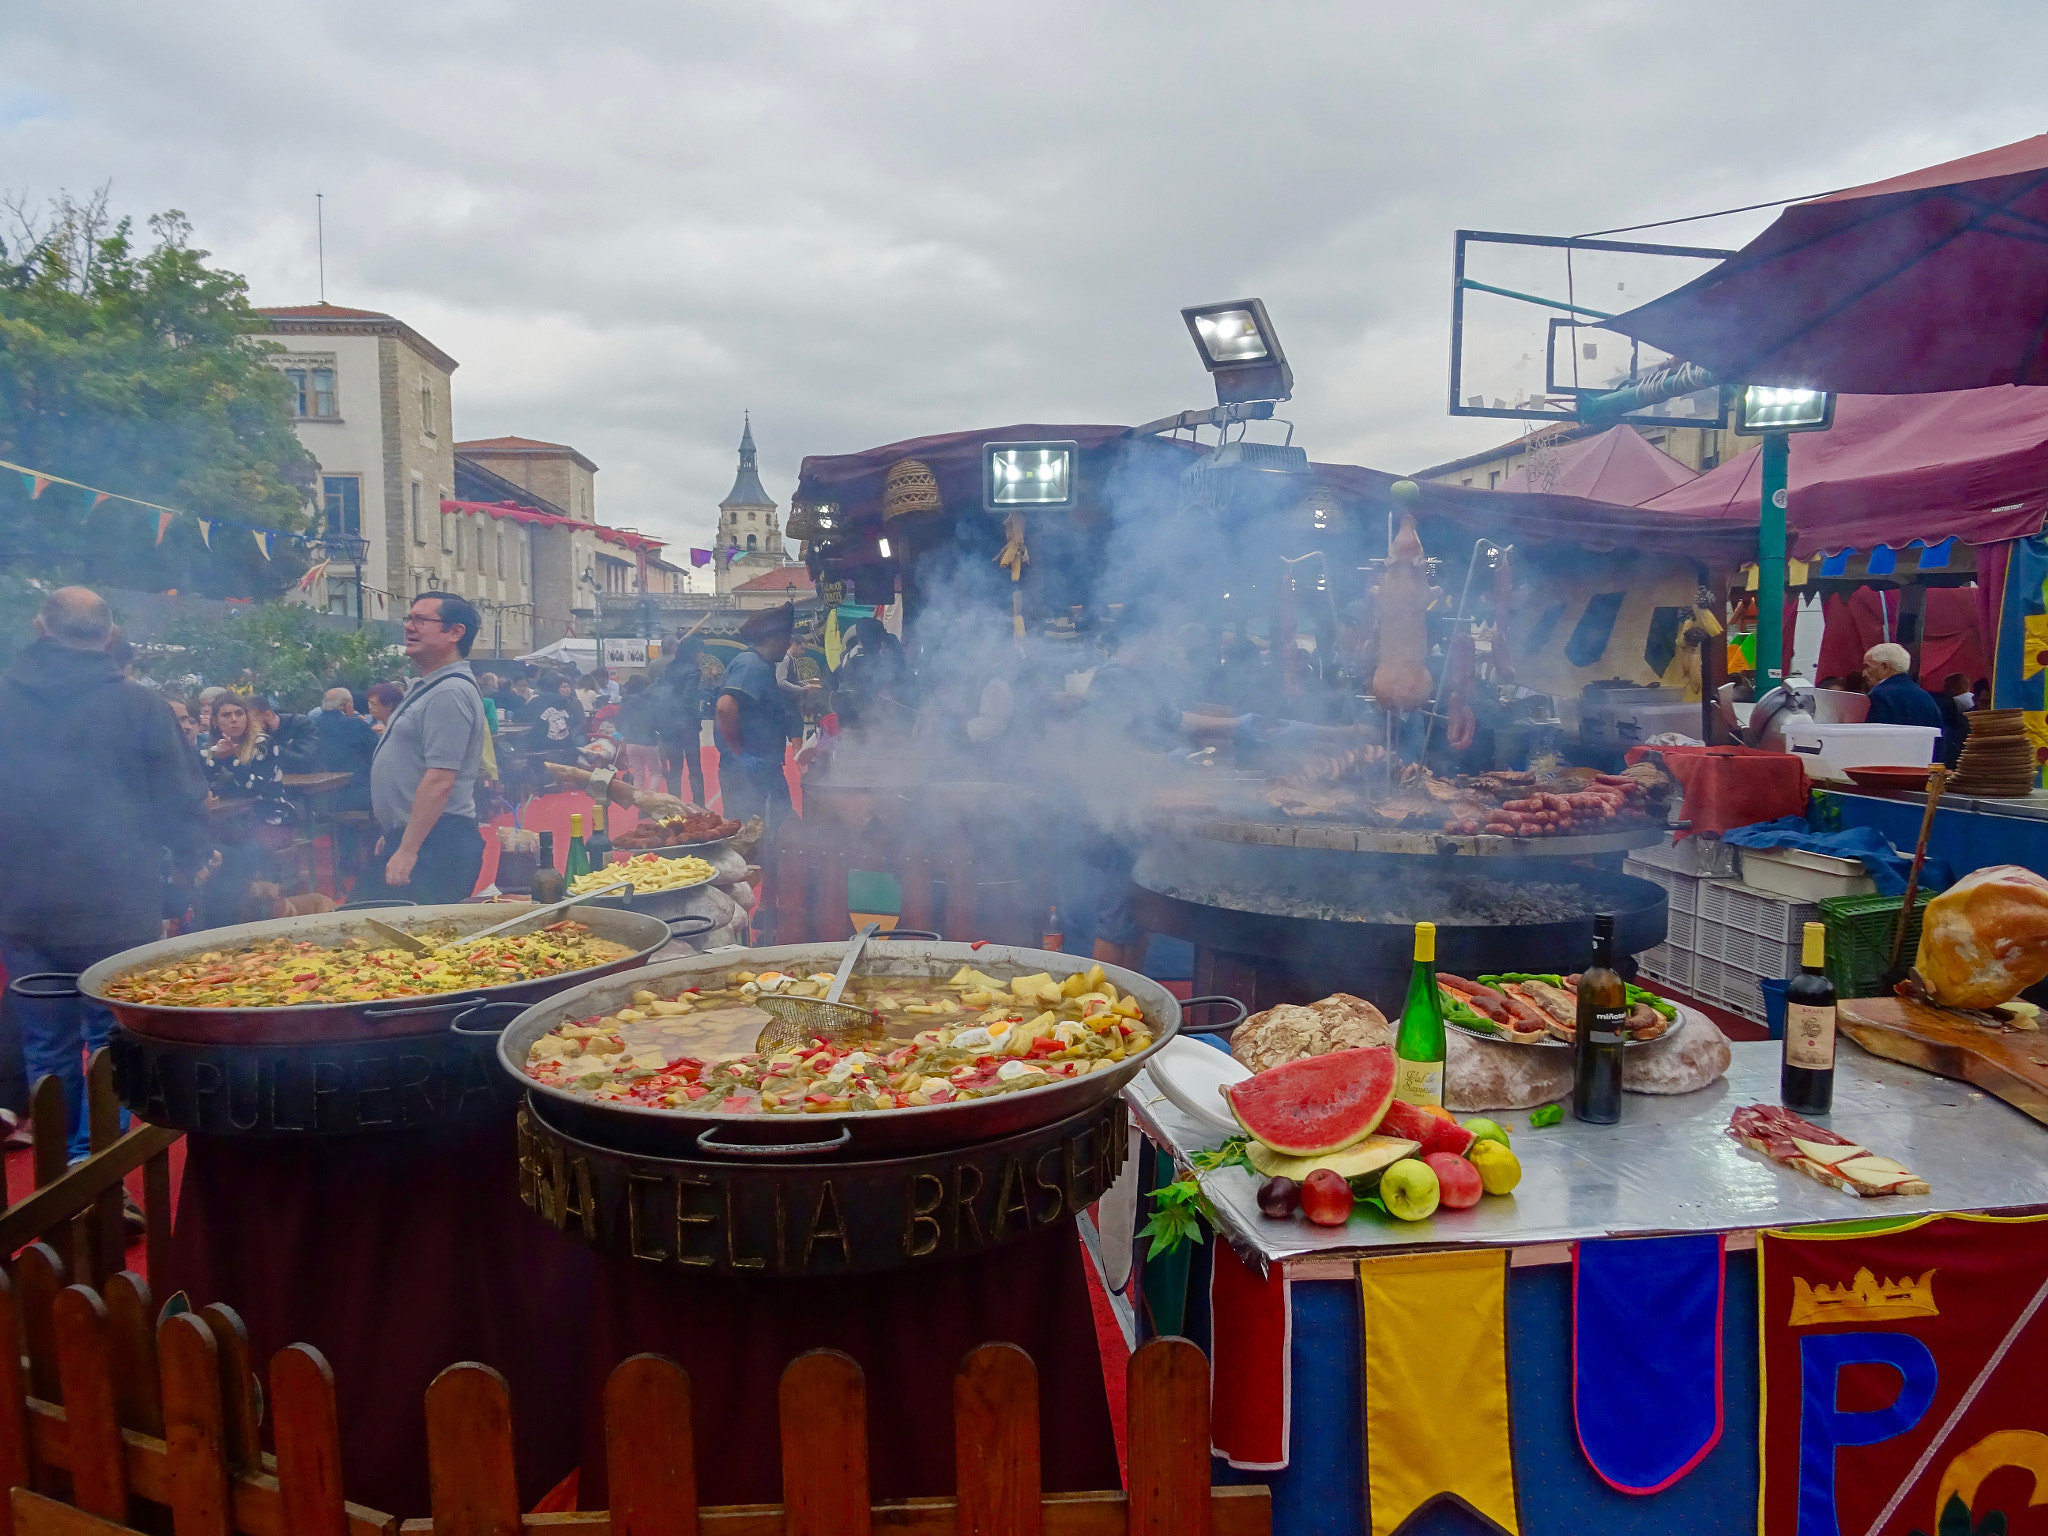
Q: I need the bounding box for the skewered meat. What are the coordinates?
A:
[1373,513,1433,710]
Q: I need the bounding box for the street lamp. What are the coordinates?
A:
[1180,298,1293,406]
[1731,385,1835,691]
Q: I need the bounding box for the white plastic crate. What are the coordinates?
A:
[1694,918,1799,979]
[1700,879,1818,943]
[1665,910,1697,952]
[1624,859,1701,916]
[1695,955,1768,1021]
[1637,944,1694,992]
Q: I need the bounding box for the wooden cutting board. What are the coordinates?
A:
[1838,995,2048,1127]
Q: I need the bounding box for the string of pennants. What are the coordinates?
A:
[0,456,325,564]
[1737,537,1959,589]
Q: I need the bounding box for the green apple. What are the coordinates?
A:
[1379,1158,1441,1221]
[1461,1117,1511,1149]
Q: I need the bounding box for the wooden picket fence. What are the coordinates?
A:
[0,1050,178,1290]
[0,1256,1270,1536]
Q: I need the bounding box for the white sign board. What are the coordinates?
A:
[602,639,649,668]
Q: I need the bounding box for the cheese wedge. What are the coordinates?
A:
[1833,1155,1911,1182]
[1791,1139,1867,1166]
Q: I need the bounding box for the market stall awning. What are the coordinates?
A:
[1605,134,2048,394]
[1496,425,1697,503]
[1635,386,2048,557]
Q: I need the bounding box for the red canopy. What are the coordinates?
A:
[1496,425,1696,503]
[1636,387,2048,557]
[1607,134,2048,394]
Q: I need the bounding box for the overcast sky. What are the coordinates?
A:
[5,2,2046,556]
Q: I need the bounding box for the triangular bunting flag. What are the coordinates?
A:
[296,560,329,592]
[91,491,110,511]
[252,529,273,559]
[156,512,175,546]
[196,519,212,548]
[28,474,50,499]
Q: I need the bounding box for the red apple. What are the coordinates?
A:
[1298,1167,1355,1226]
[1424,1151,1484,1210]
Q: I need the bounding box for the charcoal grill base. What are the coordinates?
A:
[516,1093,1127,1277]
[111,1024,516,1138]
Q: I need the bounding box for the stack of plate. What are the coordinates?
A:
[1948,710,2039,797]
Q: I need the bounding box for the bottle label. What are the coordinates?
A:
[1041,935,1064,952]
[1393,1058,1444,1108]
[1786,1002,1837,1070]
[1588,1007,1629,1045]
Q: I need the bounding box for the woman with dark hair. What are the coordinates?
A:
[366,681,405,734]
[198,696,298,928]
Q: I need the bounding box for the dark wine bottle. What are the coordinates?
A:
[1572,913,1626,1124]
[1782,922,1836,1115]
[530,831,565,904]
[586,798,612,869]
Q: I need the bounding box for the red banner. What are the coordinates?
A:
[1760,1213,2048,1536]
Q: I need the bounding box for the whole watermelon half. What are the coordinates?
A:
[1222,1046,1398,1156]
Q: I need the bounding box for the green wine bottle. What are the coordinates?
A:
[564,812,591,884]
[1393,921,1446,1107]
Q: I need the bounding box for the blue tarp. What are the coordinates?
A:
[1719,816,1952,896]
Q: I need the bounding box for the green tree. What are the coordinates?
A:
[158,603,403,710]
[0,188,318,599]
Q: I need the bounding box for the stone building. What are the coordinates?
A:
[254,303,537,650]
[714,416,793,593]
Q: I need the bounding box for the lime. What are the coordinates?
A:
[1461,1116,1511,1148]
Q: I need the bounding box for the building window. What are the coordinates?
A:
[420,379,435,436]
[1462,478,1473,487]
[1488,471,1500,488]
[746,534,758,552]
[497,526,507,579]
[285,367,337,419]
[441,510,454,554]
[320,475,361,537]
[325,576,357,618]
[411,482,423,543]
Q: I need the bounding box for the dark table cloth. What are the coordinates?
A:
[162,1113,595,1520]
[577,1216,1121,1509]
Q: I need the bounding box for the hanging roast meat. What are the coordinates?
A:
[1445,629,1478,751]
[1373,512,1433,710]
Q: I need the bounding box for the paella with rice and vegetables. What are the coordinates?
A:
[523,962,1157,1115]
[105,921,634,1008]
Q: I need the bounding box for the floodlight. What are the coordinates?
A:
[982,440,1077,512]
[1734,385,1834,435]
[1180,298,1293,406]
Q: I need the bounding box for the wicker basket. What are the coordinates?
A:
[1818,891,1933,1000]
[882,458,942,520]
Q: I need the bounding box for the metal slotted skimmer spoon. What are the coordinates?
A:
[752,923,886,1053]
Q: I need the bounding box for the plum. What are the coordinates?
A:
[1299,1167,1355,1226]
[1257,1175,1301,1218]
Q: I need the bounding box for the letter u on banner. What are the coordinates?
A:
[1359,1249,1519,1536]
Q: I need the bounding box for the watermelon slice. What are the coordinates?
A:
[1222,1047,1397,1155]
[1378,1100,1478,1158]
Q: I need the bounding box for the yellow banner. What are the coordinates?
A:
[1359,1249,1518,1536]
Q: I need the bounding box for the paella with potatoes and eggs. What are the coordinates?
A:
[523,962,1156,1115]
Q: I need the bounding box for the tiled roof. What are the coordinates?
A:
[457,435,574,453]
[257,303,393,320]
[731,563,815,593]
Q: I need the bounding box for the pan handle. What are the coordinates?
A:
[694,1125,853,1158]
[1178,995,1249,1036]
[341,900,418,910]
[9,972,80,1002]
[448,1001,532,1039]
[361,990,490,1023]
[872,929,942,941]
[664,915,718,941]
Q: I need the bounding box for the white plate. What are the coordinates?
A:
[1148,1036,1251,1135]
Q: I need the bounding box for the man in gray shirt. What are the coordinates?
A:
[354,592,488,905]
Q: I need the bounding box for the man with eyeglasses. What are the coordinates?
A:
[352,592,489,904]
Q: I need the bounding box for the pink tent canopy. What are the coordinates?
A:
[1496,426,1696,503]
[1636,386,2048,557]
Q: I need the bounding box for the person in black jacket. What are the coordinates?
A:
[312,687,377,809]
[0,588,207,1158]
[655,642,708,806]
[253,696,320,774]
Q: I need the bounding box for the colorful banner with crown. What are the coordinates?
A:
[1759,1213,2048,1536]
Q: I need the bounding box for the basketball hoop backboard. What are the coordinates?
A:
[1449,231,1734,427]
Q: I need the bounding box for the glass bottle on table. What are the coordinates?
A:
[586,798,612,869]
[1782,922,1836,1115]
[529,831,565,904]
[1573,913,1626,1124]
[1393,921,1446,1107]
[564,813,591,884]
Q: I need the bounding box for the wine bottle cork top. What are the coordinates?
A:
[1802,921,1826,968]
[1414,921,1435,962]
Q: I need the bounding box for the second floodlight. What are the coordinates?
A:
[1181,298,1293,406]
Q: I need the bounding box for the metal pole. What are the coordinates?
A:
[1756,431,1791,691]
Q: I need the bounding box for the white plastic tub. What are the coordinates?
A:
[1780,721,1940,783]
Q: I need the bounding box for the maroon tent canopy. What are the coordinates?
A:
[1496,425,1696,503]
[1636,386,2048,557]
[1607,134,2048,394]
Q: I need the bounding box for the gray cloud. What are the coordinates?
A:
[6,1,2046,550]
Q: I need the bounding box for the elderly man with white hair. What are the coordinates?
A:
[1861,642,1945,731]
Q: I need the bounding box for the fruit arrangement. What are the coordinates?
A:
[1221,1046,1523,1227]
